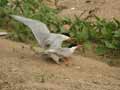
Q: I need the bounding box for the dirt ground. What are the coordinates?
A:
[0,0,120,90]
[0,38,120,90]
[45,0,120,20]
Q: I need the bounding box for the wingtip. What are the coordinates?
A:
[9,14,15,17]
[10,15,22,19]
[9,15,18,19]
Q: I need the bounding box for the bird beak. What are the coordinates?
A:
[77,44,82,48]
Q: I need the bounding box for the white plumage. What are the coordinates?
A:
[11,15,78,64]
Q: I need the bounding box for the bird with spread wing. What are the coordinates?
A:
[11,15,80,64]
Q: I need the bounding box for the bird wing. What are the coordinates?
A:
[11,15,70,50]
[10,15,50,48]
[47,33,70,49]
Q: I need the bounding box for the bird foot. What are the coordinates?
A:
[62,57,72,66]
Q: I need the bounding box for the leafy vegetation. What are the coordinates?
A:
[0,0,60,43]
[68,17,120,56]
[0,0,120,59]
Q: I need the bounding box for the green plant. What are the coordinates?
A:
[0,0,60,43]
[0,0,120,58]
[0,0,8,7]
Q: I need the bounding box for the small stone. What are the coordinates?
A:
[71,7,75,10]
[75,66,81,69]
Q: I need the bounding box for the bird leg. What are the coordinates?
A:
[63,57,72,66]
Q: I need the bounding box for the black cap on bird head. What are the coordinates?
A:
[68,43,78,48]
[68,43,82,48]
[61,32,70,37]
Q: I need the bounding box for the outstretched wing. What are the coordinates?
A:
[10,15,50,48]
[11,15,70,50]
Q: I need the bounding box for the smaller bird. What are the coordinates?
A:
[45,44,80,64]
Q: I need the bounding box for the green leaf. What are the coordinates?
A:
[114,30,120,37]
[0,0,8,7]
[104,40,116,49]
[83,41,92,49]
[114,18,120,28]
[95,45,108,55]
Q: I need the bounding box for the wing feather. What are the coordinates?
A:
[11,15,70,50]
[11,15,50,48]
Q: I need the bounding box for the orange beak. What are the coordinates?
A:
[76,44,82,48]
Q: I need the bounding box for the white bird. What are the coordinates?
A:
[45,45,80,64]
[10,15,79,64]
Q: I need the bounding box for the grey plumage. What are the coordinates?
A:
[10,15,70,49]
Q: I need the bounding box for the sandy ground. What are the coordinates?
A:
[0,38,120,90]
[0,0,120,90]
[0,0,120,89]
[45,0,120,20]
